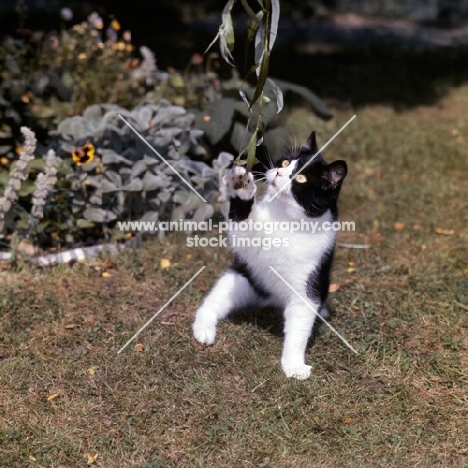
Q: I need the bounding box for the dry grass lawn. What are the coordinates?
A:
[1,85,467,467]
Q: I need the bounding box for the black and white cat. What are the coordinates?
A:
[193,131,347,379]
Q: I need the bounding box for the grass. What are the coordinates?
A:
[1,84,468,468]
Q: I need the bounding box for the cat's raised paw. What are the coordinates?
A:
[223,165,256,201]
[282,363,312,380]
[193,321,216,345]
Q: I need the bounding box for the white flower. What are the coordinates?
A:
[87,12,103,30]
[60,7,73,21]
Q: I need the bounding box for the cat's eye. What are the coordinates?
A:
[295,174,307,183]
[281,160,290,168]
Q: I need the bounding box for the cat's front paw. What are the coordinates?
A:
[282,363,312,380]
[223,165,256,201]
[193,319,216,345]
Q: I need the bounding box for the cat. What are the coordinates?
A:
[193,131,347,379]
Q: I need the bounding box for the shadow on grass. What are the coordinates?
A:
[228,305,335,350]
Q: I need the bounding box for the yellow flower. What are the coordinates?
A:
[160,259,171,269]
[72,142,95,165]
[111,19,121,30]
[113,42,126,51]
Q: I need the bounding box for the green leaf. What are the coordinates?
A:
[170,192,204,221]
[29,158,46,171]
[121,178,143,192]
[250,51,269,109]
[244,9,263,70]
[144,155,160,167]
[101,179,118,193]
[158,191,172,203]
[230,122,252,153]
[151,130,173,148]
[34,105,55,119]
[241,0,263,28]
[246,130,258,173]
[19,180,36,197]
[76,219,95,229]
[272,78,333,120]
[131,159,146,178]
[83,207,117,223]
[193,203,214,223]
[71,117,89,140]
[217,1,236,66]
[223,13,235,52]
[143,172,168,191]
[5,56,20,74]
[139,211,159,223]
[37,221,50,233]
[83,105,103,127]
[269,0,280,52]
[195,98,236,145]
[265,78,283,114]
[173,190,189,204]
[215,151,235,169]
[138,106,153,127]
[61,72,74,88]
[104,170,122,188]
[101,150,131,165]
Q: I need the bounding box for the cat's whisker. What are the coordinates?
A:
[278,125,298,159]
[277,131,294,159]
[263,148,275,171]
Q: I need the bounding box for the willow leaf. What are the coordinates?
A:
[205,0,236,64]
[244,9,263,70]
[241,0,263,27]
[246,130,258,173]
[269,0,280,52]
[265,77,284,114]
[254,24,266,65]
[250,51,270,109]
[222,13,235,52]
[272,78,333,120]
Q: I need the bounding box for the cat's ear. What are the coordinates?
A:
[303,131,319,153]
[321,160,347,190]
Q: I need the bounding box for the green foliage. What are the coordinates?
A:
[52,101,233,235]
[0,17,136,164]
[207,0,332,173]
[0,5,333,256]
[0,102,235,251]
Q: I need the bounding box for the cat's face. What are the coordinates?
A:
[265,131,347,218]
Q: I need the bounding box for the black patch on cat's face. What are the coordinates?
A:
[277,131,347,218]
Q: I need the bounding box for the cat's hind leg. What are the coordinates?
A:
[193,269,261,345]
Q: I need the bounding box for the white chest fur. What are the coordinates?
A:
[228,197,335,305]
